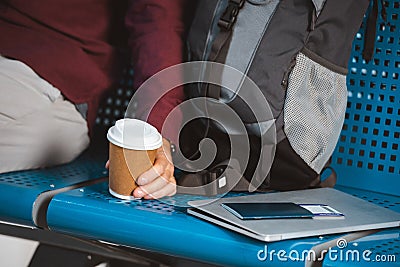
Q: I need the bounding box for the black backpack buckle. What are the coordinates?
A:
[218,0,245,30]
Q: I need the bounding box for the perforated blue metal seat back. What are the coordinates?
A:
[95,67,135,129]
[331,0,400,196]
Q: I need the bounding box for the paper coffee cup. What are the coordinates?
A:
[107,119,163,200]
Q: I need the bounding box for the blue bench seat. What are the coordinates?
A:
[0,152,106,227]
[0,0,398,266]
[47,181,360,267]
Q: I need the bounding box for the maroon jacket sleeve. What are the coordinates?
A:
[125,0,186,145]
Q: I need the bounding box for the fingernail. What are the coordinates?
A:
[136,190,144,197]
[140,177,147,184]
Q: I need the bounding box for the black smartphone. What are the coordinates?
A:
[220,202,314,220]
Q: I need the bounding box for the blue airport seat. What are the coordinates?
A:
[0,0,398,266]
[0,152,107,227]
[331,0,399,196]
[323,0,400,266]
[47,181,348,267]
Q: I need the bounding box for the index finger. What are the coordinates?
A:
[136,153,170,186]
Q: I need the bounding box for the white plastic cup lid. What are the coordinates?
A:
[107,119,162,150]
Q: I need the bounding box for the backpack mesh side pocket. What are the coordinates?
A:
[283,52,347,173]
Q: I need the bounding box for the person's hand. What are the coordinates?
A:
[133,138,176,199]
[106,138,177,199]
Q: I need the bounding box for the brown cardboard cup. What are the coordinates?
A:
[108,143,157,198]
[107,119,163,200]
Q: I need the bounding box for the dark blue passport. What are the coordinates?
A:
[221,202,314,220]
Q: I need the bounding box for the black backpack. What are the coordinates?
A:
[177,0,371,195]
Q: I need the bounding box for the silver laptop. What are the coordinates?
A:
[187,188,400,242]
